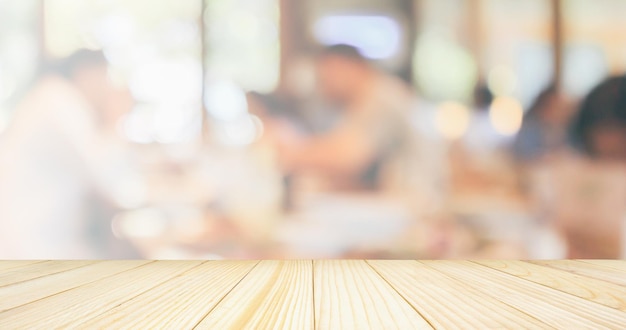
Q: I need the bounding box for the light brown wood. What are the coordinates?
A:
[423,260,626,328]
[196,260,313,329]
[314,260,432,329]
[81,260,257,329]
[368,260,547,328]
[0,260,93,287]
[0,260,150,312]
[579,259,626,272]
[475,260,626,311]
[0,261,202,329]
[0,260,624,329]
[0,260,45,272]
[531,259,626,286]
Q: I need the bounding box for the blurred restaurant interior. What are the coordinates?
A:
[1,0,626,259]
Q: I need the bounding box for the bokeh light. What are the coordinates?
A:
[204,80,248,121]
[414,30,478,102]
[434,101,471,140]
[213,114,263,146]
[129,57,202,104]
[111,208,168,239]
[489,96,524,136]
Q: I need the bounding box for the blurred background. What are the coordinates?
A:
[1,0,626,259]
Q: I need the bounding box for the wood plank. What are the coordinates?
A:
[531,260,626,286]
[0,260,45,272]
[0,260,93,287]
[0,260,623,328]
[475,260,626,311]
[195,260,314,330]
[579,260,626,272]
[314,260,432,329]
[423,260,626,328]
[0,260,203,329]
[0,260,150,312]
[367,260,548,328]
[78,261,257,329]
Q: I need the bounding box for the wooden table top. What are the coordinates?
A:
[0,260,625,329]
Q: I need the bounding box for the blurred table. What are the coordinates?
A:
[275,193,415,258]
[1,260,625,328]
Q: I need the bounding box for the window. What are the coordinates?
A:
[413,0,478,102]
[44,0,203,144]
[313,15,401,60]
[203,0,280,146]
[0,0,39,131]
[482,0,552,107]
[563,0,626,97]
[203,0,280,93]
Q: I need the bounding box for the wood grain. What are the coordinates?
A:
[368,260,548,328]
[80,260,257,329]
[0,260,624,329]
[423,260,626,328]
[578,259,626,272]
[531,259,626,286]
[0,260,93,287]
[475,260,626,311]
[195,260,313,329]
[314,260,432,329]
[0,260,45,272]
[0,260,150,312]
[0,261,202,329]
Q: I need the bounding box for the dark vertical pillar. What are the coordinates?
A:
[551,0,563,91]
[278,0,309,94]
[398,0,418,85]
[467,0,484,81]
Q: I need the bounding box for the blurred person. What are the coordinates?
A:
[246,92,312,134]
[0,49,143,259]
[273,44,426,194]
[512,86,575,258]
[280,55,337,133]
[571,75,626,160]
[531,75,626,258]
[513,85,574,162]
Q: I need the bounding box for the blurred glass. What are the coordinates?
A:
[203,0,279,93]
[0,0,39,131]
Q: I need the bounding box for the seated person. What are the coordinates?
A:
[0,50,143,259]
[272,44,419,193]
[533,75,626,258]
[513,85,574,162]
[570,75,626,160]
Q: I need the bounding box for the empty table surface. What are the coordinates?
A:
[0,260,625,329]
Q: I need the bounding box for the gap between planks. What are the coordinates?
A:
[422,260,626,328]
[0,260,624,329]
[472,260,626,312]
[367,260,549,328]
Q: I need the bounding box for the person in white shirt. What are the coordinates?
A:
[0,50,144,259]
